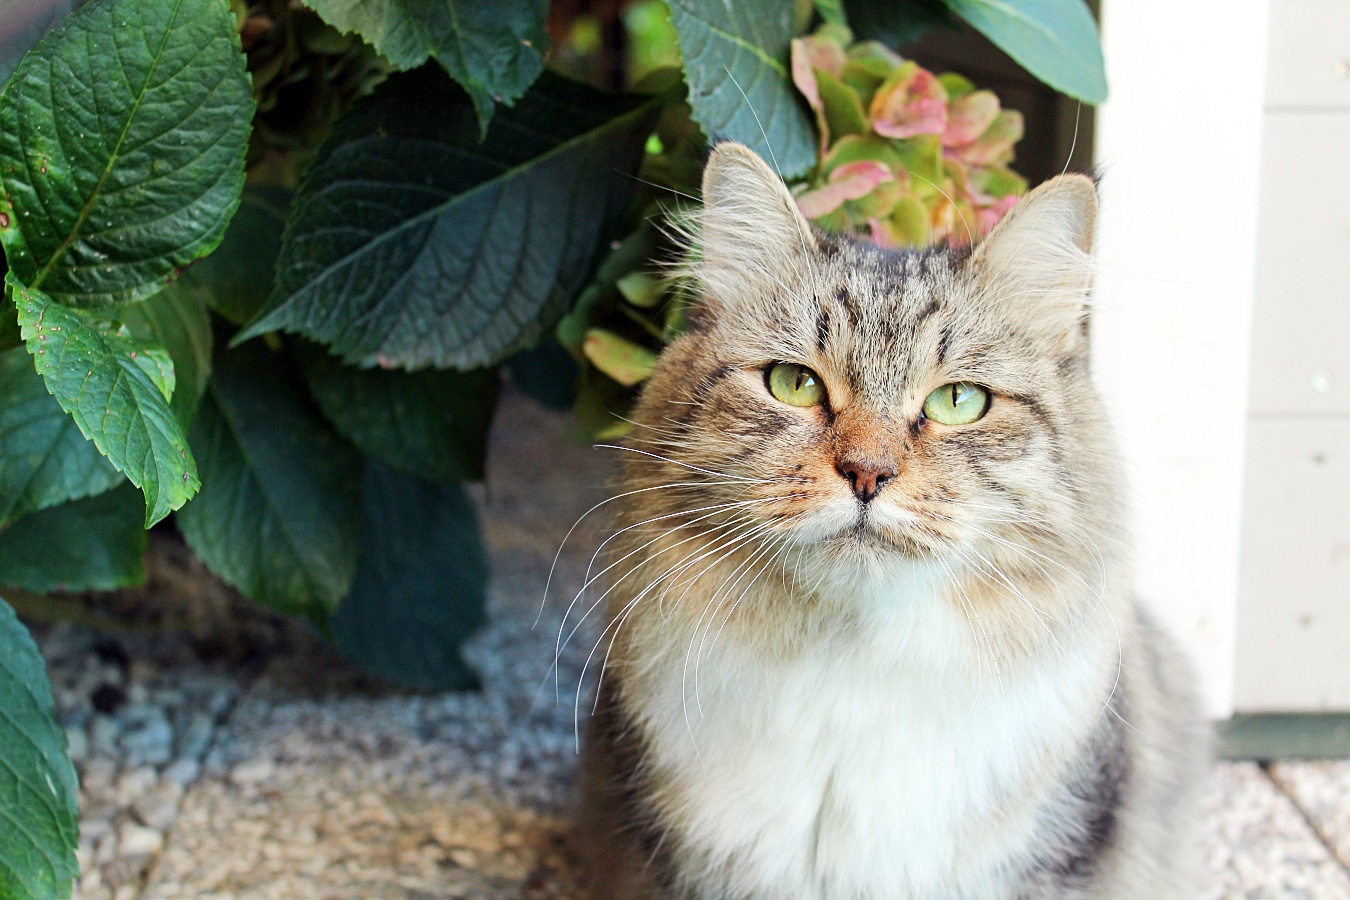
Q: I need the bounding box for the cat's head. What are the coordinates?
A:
[619,142,1122,632]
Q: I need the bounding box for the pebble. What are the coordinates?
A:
[114,766,157,806]
[133,781,183,831]
[118,822,164,857]
[161,758,201,787]
[229,758,275,786]
[121,711,175,766]
[65,725,89,763]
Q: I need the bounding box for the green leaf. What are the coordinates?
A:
[0,254,16,352]
[0,0,254,307]
[665,0,816,179]
[506,338,579,411]
[239,69,662,371]
[812,0,847,27]
[842,0,955,45]
[298,0,549,136]
[941,0,1106,103]
[331,460,486,690]
[120,281,213,429]
[177,341,361,621]
[0,346,122,526]
[9,273,198,528]
[0,595,79,899]
[192,187,290,327]
[0,484,146,593]
[301,348,498,483]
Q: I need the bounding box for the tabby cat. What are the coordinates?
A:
[576,142,1207,899]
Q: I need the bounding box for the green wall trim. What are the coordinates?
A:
[1219,714,1350,760]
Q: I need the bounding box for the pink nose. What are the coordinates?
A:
[837,461,896,503]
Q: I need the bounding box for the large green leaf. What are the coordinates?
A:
[0,346,122,527]
[665,0,816,179]
[193,187,290,327]
[298,0,548,136]
[301,348,498,483]
[0,484,146,593]
[0,0,254,307]
[0,596,79,900]
[942,0,1106,103]
[331,460,486,690]
[177,341,361,621]
[10,274,198,527]
[121,280,213,428]
[237,68,662,371]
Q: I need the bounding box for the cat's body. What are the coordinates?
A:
[577,144,1207,899]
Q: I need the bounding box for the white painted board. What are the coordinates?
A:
[1265,0,1350,108]
[1247,112,1350,416]
[1235,419,1350,711]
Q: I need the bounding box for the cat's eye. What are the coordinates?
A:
[767,362,826,407]
[922,382,989,425]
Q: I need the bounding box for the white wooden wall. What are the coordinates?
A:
[1234,0,1350,712]
[1093,0,1272,718]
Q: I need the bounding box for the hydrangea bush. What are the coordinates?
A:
[0,0,1103,891]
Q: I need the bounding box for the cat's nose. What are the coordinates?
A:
[837,461,897,503]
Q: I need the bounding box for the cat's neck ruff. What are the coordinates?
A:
[624,556,1121,900]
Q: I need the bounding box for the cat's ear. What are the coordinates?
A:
[697,142,817,307]
[971,174,1097,342]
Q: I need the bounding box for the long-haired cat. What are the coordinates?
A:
[576,142,1207,899]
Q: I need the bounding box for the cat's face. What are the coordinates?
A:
[620,144,1121,628]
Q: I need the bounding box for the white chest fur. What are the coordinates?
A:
[630,579,1115,900]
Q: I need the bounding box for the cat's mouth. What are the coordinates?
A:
[829,508,932,558]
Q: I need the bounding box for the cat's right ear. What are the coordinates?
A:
[696,142,817,310]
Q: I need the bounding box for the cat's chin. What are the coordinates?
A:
[813,518,933,563]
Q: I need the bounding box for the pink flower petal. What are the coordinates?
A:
[795,161,894,219]
[870,64,948,139]
[942,90,999,147]
[791,38,822,112]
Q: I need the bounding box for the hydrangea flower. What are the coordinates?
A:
[790,25,1027,248]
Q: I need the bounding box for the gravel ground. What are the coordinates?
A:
[21,390,1350,899]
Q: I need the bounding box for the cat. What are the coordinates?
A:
[575,142,1208,900]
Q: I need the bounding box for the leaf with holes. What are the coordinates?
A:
[298,0,549,135]
[0,595,79,900]
[331,460,487,690]
[0,0,253,307]
[942,0,1105,103]
[666,0,816,179]
[0,345,122,527]
[301,348,498,483]
[237,68,661,371]
[177,340,360,621]
[0,484,146,593]
[11,274,196,527]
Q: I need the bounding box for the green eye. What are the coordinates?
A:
[922,382,989,425]
[768,362,826,407]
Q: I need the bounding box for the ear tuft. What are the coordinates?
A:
[972,174,1098,339]
[695,143,817,309]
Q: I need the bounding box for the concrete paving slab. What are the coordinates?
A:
[1270,761,1350,871]
[1203,762,1350,898]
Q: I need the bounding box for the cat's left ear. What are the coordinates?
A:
[970,174,1097,344]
